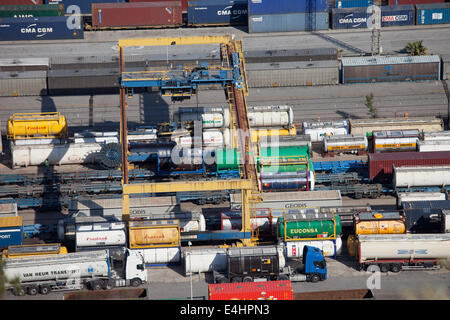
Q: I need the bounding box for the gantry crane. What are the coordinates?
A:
[117,36,261,246]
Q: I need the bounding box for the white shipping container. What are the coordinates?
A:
[177,107,230,128]
[11,143,102,168]
[132,247,181,265]
[396,192,446,207]
[393,165,450,188]
[358,234,450,261]
[284,237,343,258]
[418,140,450,152]
[184,248,227,275]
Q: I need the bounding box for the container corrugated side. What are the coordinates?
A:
[388,0,445,5]
[246,60,339,87]
[0,16,84,41]
[369,151,450,180]
[91,2,183,28]
[2,0,43,4]
[416,3,450,24]
[331,7,369,29]
[244,48,338,63]
[248,0,328,15]
[0,71,47,96]
[129,0,188,13]
[442,54,450,80]
[381,5,415,26]
[248,12,329,33]
[187,0,248,26]
[0,4,64,18]
[0,57,49,72]
[46,0,125,15]
[335,0,373,8]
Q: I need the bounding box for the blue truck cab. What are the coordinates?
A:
[302,245,327,282]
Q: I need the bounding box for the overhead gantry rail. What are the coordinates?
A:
[117,35,261,246]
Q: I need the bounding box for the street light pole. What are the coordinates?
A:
[188,241,193,300]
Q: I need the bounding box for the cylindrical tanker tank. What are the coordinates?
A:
[11,142,102,168]
[357,234,450,261]
[284,237,343,258]
[393,165,450,188]
[373,130,419,153]
[128,220,180,248]
[396,192,446,207]
[3,250,110,284]
[423,131,450,141]
[131,247,181,265]
[247,105,294,128]
[172,130,224,148]
[7,112,67,140]
[302,120,349,143]
[75,221,127,248]
[418,140,450,152]
[354,212,406,235]
[175,107,230,128]
[220,209,272,235]
[277,213,342,239]
[260,170,315,191]
[184,248,227,275]
[323,134,368,153]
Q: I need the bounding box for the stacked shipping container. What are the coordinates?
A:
[248,0,329,33]
[416,3,450,24]
[0,4,64,18]
[46,0,125,14]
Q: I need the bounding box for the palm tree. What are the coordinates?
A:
[404,41,428,56]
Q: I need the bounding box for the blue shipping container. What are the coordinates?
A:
[0,16,83,41]
[248,0,328,15]
[335,0,373,8]
[248,12,329,33]
[416,3,450,25]
[188,0,248,25]
[46,0,125,15]
[0,227,23,249]
[381,5,415,27]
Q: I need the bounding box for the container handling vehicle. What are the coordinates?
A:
[213,245,327,283]
[3,248,147,296]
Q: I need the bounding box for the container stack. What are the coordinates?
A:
[248,0,329,33]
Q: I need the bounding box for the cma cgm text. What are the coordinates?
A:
[21,27,53,34]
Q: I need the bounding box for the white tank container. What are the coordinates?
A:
[423,131,450,141]
[302,120,349,142]
[418,140,450,152]
[177,107,230,128]
[247,105,294,128]
[373,130,419,152]
[323,134,368,153]
[358,234,450,261]
[396,192,446,207]
[184,248,227,275]
[75,221,127,248]
[11,142,102,167]
[393,165,450,187]
[222,128,232,148]
[284,237,343,258]
[132,247,181,265]
[3,250,110,283]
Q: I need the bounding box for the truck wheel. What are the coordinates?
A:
[27,285,39,296]
[89,280,102,291]
[310,274,320,283]
[242,276,253,282]
[278,275,290,281]
[104,280,115,290]
[130,278,142,287]
[216,276,227,284]
[379,264,389,273]
[231,277,242,283]
[390,264,402,273]
[39,285,51,295]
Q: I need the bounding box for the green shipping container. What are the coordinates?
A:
[215,145,312,172]
[0,5,64,18]
[278,215,342,239]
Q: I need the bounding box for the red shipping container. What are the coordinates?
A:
[1,0,43,4]
[128,0,188,13]
[208,280,293,300]
[387,0,444,5]
[369,151,450,181]
[91,2,183,29]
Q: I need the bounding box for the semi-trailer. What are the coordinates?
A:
[3,249,147,296]
[213,245,327,283]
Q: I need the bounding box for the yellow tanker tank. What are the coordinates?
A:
[355,220,406,235]
[346,234,357,257]
[129,228,180,248]
[7,112,67,139]
[251,126,297,143]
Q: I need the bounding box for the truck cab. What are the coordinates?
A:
[124,249,147,287]
[302,245,327,281]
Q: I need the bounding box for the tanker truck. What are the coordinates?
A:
[356,234,450,272]
[3,249,147,296]
[213,245,327,284]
